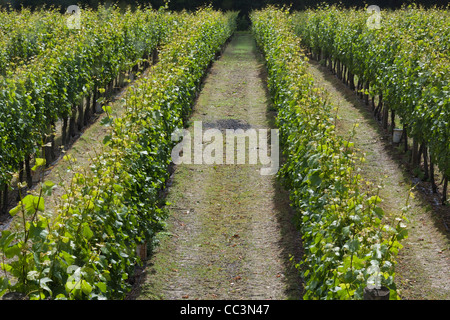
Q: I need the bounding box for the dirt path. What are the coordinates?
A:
[305,59,449,300]
[134,32,303,300]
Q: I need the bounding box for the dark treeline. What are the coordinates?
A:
[0,0,449,13]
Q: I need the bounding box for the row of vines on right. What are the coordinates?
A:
[292,4,450,204]
[251,7,408,300]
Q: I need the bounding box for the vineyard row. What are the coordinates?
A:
[0,6,184,214]
[252,6,408,300]
[293,4,450,204]
[0,8,237,300]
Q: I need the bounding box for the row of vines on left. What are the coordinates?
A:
[0,5,175,215]
[0,7,237,300]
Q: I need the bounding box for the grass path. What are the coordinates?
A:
[305,59,449,300]
[11,28,446,301]
[134,31,303,300]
